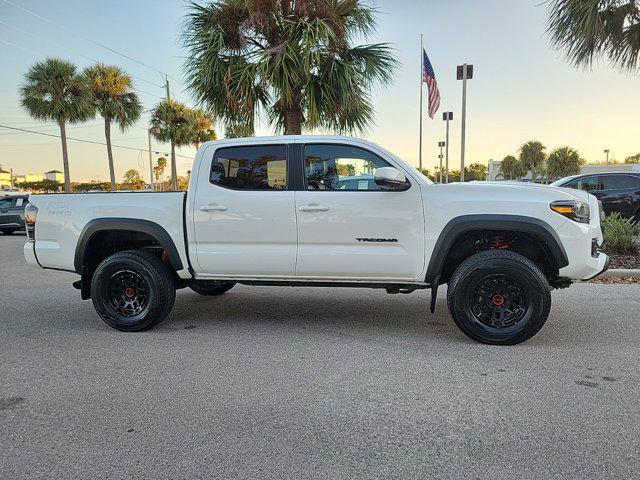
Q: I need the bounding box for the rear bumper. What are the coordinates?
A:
[23,241,41,268]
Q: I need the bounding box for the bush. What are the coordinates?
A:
[603,212,640,255]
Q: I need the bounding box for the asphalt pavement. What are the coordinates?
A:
[1,233,639,479]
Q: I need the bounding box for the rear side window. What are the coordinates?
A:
[210,145,287,190]
[0,198,13,209]
[600,175,640,190]
[14,198,25,207]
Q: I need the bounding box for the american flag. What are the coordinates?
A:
[422,49,441,119]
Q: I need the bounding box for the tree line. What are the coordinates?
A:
[498,141,585,182]
[19,59,216,193]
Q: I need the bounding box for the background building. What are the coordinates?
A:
[0,168,11,189]
[44,170,64,182]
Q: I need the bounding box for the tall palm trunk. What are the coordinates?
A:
[283,107,302,135]
[58,118,71,193]
[104,115,116,191]
[170,141,178,191]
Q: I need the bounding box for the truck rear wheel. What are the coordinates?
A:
[446,250,551,345]
[189,280,235,296]
[91,250,176,332]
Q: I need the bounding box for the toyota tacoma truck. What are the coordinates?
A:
[23,136,609,344]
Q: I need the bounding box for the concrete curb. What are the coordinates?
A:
[600,269,640,279]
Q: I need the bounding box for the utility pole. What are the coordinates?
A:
[442,112,453,183]
[165,76,170,101]
[604,149,610,164]
[148,127,161,191]
[457,64,473,182]
[438,141,445,183]
[418,34,424,171]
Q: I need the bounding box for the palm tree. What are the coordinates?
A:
[547,146,585,180]
[500,155,522,180]
[20,58,94,192]
[519,141,547,183]
[153,157,167,191]
[182,0,397,135]
[150,100,194,190]
[547,0,640,71]
[190,108,216,149]
[83,64,142,190]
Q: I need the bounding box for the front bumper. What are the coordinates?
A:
[23,241,41,268]
[583,253,610,281]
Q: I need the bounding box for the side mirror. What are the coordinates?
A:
[374,167,410,191]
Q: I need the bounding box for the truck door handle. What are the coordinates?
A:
[200,205,228,212]
[299,204,329,212]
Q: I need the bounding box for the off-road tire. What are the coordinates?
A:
[447,250,551,345]
[189,280,236,296]
[91,250,176,332]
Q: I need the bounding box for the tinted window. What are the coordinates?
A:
[304,144,394,191]
[210,145,287,190]
[566,176,599,191]
[14,197,25,208]
[600,175,640,190]
[0,198,13,209]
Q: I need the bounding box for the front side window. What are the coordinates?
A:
[567,176,599,191]
[304,144,395,191]
[210,145,287,190]
[0,198,13,210]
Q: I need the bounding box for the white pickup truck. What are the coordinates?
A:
[23,135,609,344]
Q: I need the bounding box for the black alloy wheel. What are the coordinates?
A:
[447,250,551,345]
[91,250,176,332]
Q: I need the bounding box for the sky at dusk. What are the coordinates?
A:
[1,0,639,182]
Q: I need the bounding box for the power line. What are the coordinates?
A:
[0,122,105,136]
[1,0,178,83]
[0,124,194,159]
[0,19,167,91]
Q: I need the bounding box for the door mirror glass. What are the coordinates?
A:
[374,167,410,191]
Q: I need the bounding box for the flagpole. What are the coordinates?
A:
[418,34,423,171]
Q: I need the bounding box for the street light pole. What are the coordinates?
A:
[438,141,445,183]
[442,112,453,183]
[604,149,610,164]
[457,64,473,182]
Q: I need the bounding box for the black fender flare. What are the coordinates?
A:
[74,218,184,274]
[425,214,569,283]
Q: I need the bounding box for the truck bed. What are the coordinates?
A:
[27,192,190,278]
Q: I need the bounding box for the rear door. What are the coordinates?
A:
[599,175,640,218]
[191,143,298,278]
[294,143,425,281]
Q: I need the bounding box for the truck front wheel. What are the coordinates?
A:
[189,280,235,296]
[446,250,551,345]
[91,250,176,332]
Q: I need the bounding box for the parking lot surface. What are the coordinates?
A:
[1,233,639,479]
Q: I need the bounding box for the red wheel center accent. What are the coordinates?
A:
[124,287,135,298]
[492,294,505,306]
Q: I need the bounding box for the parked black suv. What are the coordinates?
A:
[0,194,28,234]
[552,172,640,221]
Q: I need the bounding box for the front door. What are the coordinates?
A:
[192,143,297,278]
[0,197,18,229]
[294,143,425,281]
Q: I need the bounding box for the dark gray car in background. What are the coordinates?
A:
[0,194,28,235]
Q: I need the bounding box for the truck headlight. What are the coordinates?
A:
[550,200,590,223]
